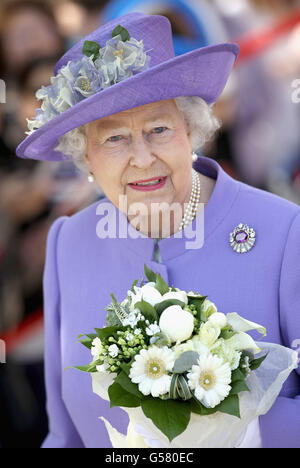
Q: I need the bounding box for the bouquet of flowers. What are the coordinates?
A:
[75,265,297,448]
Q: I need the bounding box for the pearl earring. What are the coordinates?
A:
[192,152,198,163]
[88,172,94,183]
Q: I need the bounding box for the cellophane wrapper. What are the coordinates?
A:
[92,342,298,448]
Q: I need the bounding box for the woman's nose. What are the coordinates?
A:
[129,136,156,168]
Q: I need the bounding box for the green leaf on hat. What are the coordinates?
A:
[82,40,101,61]
[111,25,130,42]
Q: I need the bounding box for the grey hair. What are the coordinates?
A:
[55,96,221,174]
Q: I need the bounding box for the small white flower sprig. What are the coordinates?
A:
[74,265,268,442]
[26,25,151,135]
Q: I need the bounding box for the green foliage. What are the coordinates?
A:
[77,333,97,350]
[114,371,143,399]
[154,299,186,316]
[95,326,125,341]
[82,40,101,61]
[144,265,157,282]
[141,398,191,442]
[108,382,141,408]
[191,393,241,418]
[169,374,192,401]
[111,25,130,42]
[249,353,268,371]
[134,300,158,322]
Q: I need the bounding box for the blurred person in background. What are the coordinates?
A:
[214,0,300,201]
[0,0,65,150]
[0,6,101,446]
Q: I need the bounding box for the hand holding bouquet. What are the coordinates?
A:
[74,266,297,447]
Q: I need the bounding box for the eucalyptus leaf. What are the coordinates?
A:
[108,382,141,408]
[141,397,191,442]
[173,351,199,374]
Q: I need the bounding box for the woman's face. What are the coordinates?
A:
[84,98,194,234]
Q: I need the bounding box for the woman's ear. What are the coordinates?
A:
[84,152,92,172]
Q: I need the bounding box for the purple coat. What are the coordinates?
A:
[42,155,300,448]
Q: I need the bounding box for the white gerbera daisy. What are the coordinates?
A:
[129,346,175,397]
[187,354,231,408]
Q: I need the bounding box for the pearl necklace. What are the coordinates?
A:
[178,169,201,230]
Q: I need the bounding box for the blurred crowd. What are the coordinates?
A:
[0,0,299,448]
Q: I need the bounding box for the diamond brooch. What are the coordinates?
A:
[229,223,256,254]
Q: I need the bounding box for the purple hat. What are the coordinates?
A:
[16,12,239,162]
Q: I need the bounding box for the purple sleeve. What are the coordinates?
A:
[260,211,300,448]
[41,217,85,448]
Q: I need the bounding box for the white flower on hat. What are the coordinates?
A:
[129,346,175,397]
[159,305,194,343]
[187,354,231,408]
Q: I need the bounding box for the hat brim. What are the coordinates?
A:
[16,42,239,161]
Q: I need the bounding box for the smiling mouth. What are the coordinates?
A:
[130,177,164,186]
[128,176,167,191]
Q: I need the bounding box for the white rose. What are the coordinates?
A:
[202,299,218,316]
[208,312,227,329]
[140,283,162,306]
[162,290,188,304]
[172,339,195,359]
[198,322,221,347]
[159,305,194,344]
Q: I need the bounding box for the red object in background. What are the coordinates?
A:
[234,9,300,64]
[0,308,44,354]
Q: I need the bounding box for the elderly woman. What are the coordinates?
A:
[16,13,300,448]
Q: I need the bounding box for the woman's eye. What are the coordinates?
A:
[107,135,122,142]
[153,126,167,134]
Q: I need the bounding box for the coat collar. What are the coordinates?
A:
[113,155,241,261]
